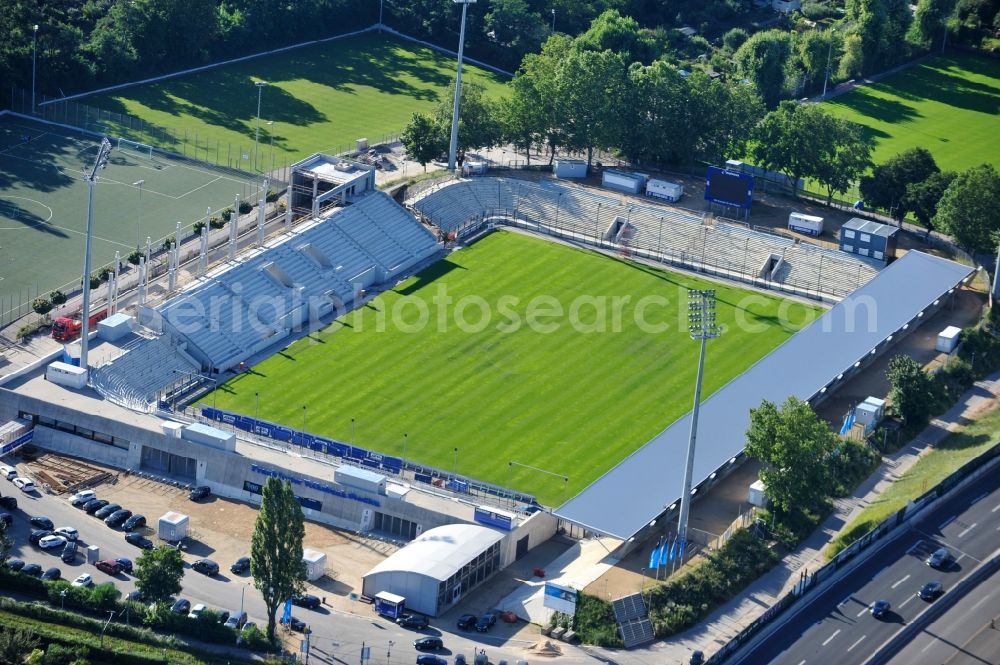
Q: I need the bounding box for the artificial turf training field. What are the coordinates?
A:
[206,231,821,505]
[0,115,262,318]
[823,53,999,172]
[77,32,508,168]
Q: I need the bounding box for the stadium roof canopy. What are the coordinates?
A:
[364,524,504,582]
[554,251,974,540]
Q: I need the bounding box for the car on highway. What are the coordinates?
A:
[188,603,207,619]
[189,486,211,501]
[54,527,78,541]
[83,499,109,514]
[30,516,54,530]
[287,616,307,632]
[0,496,16,510]
[70,490,97,506]
[870,599,891,619]
[230,557,250,574]
[28,529,52,545]
[61,540,78,564]
[170,599,191,615]
[105,509,133,528]
[21,563,42,577]
[13,477,36,492]
[95,559,123,575]
[918,581,943,600]
[415,656,447,665]
[413,637,443,652]
[927,547,953,569]
[5,559,25,572]
[94,503,122,519]
[125,532,154,550]
[397,613,430,629]
[41,567,61,581]
[291,594,321,609]
[192,559,219,576]
[71,574,92,587]
[122,514,146,531]
[116,558,133,574]
[456,613,477,630]
[38,535,67,550]
[475,611,498,632]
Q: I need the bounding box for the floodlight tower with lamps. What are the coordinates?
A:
[676,289,720,551]
[79,137,114,372]
[31,24,39,114]
[253,81,267,171]
[447,0,476,172]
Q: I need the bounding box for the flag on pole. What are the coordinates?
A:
[648,541,661,569]
[668,538,677,562]
[658,539,671,567]
[678,539,687,561]
[281,598,293,624]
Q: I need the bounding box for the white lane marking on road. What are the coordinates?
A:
[970,492,989,505]
[899,595,915,608]
[922,639,935,653]
[839,596,851,606]
[991,502,1000,513]
[969,594,991,611]
[857,606,869,617]
[939,515,956,529]
[958,523,977,537]
[822,629,841,646]
[797,660,807,665]
[892,574,911,589]
[847,635,866,652]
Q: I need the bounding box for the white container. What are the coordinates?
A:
[161,421,184,439]
[98,313,133,341]
[45,361,87,389]
[602,170,647,194]
[748,479,768,508]
[303,548,327,581]
[462,161,486,176]
[335,466,387,495]
[646,179,684,202]
[788,212,824,236]
[554,159,587,179]
[181,423,236,451]
[936,326,961,353]
[158,511,189,541]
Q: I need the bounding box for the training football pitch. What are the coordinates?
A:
[74,32,508,169]
[206,231,821,505]
[0,116,262,320]
[823,53,999,173]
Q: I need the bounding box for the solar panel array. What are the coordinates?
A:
[612,593,647,622]
[612,593,655,648]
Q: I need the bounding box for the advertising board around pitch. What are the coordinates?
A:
[543,582,578,614]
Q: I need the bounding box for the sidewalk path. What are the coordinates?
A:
[588,370,1000,665]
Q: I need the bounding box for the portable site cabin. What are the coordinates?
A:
[462,161,486,176]
[554,159,588,179]
[303,549,327,581]
[158,512,189,541]
[936,326,962,353]
[602,170,647,195]
[646,179,684,202]
[839,218,898,264]
[788,212,824,236]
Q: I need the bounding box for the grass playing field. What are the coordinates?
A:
[0,115,262,320]
[75,32,508,171]
[205,231,821,505]
[823,53,1000,173]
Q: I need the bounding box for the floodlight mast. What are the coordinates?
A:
[79,137,114,372]
[447,0,476,172]
[676,289,720,552]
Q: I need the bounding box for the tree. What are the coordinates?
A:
[933,163,1000,256]
[251,477,306,641]
[401,113,445,172]
[576,9,661,64]
[0,519,11,565]
[848,0,913,74]
[910,0,957,48]
[134,545,184,605]
[553,47,627,167]
[794,29,840,93]
[0,629,40,665]
[886,355,939,428]
[433,81,501,166]
[904,170,956,231]
[744,396,839,514]
[811,116,873,204]
[484,0,546,62]
[733,30,793,108]
[722,27,750,53]
[751,101,824,197]
[859,147,941,222]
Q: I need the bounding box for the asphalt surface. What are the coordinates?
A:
[734,471,1000,665]
[887,567,1000,665]
[1,478,591,665]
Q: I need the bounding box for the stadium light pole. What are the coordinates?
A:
[31,24,39,114]
[821,33,834,99]
[676,289,720,551]
[132,180,145,248]
[551,8,556,32]
[447,0,476,172]
[253,81,266,172]
[79,137,113,372]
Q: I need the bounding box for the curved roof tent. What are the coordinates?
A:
[366,524,504,582]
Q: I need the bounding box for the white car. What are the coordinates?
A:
[38,535,67,550]
[188,603,206,619]
[54,527,79,541]
[0,464,16,480]
[70,490,96,504]
[71,573,92,587]
[13,477,35,492]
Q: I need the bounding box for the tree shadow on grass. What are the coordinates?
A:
[830,91,921,126]
[0,199,69,238]
[863,57,1000,116]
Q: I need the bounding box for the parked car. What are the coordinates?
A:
[475,611,498,632]
[192,559,219,576]
[95,559,123,575]
[870,599,891,619]
[21,563,43,577]
[287,616,307,632]
[71,573,92,587]
[0,496,16,510]
[216,610,230,624]
[13,478,36,492]
[416,657,447,665]
[397,614,430,629]
[115,557,133,574]
[126,590,145,602]
[5,559,25,571]
[69,490,97,506]
[413,637,443,652]
[105,509,133,528]
[224,611,248,630]
[61,540,78,564]
[170,598,191,615]
[38,535,67,550]
[54,527,78,541]
[186,603,205,618]
[291,594,321,609]
[690,651,705,665]
[0,465,17,480]
[0,513,11,528]
[83,499,109,514]
[41,567,61,581]
[918,581,943,600]
[30,516,54,530]
[457,613,477,630]
[125,532,154,550]
[122,514,146,531]
[94,503,122,519]
[230,557,250,574]
[28,529,53,545]
[927,548,953,570]
[189,486,211,501]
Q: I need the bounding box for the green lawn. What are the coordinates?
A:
[205,231,820,504]
[74,32,508,170]
[823,53,1000,173]
[826,406,1000,558]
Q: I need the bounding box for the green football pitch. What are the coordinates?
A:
[205,231,821,505]
[823,53,999,173]
[73,32,508,170]
[0,116,262,320]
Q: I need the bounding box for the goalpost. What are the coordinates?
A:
[117,138,154,160]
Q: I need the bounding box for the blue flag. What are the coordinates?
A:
[668,538,677,562]
[648,543,661,569]
[281,598,293,624]
[678,539,686,561]
[658,539,671,567]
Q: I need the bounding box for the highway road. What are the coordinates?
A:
[887,567,1000,665]
[732,471,999,665]
[2,480,589,665]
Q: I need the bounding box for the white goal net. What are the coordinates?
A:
[117,138,154,159]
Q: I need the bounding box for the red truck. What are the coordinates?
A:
[51,308,108,342]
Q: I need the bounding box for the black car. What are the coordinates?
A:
[397,614,430,629]
[189,486,211,501]
[41,567,61,581]
[918,581,943,600]
[475,612,498,633]
[125,590,145,602]
[0,513,11,528]
[83,499,109,514]
[927,547,953,570]
[61,540,78,564]
[28,529,53,545]
[29,516,54,530]
[230,557,250,574]
[21,563,43,577]
[690,651,705,665]
[192,559,219,576]
[125,532,154,550]
[104,509,133,528]
[94,503,122,519]
[291,594,321,609]
[413,637,443,652]
[215,610,231,624]
[870,599,891,619]
[116,558,133,574]
[416,657,447,665]
[5,559,25,572]
[287,616,306,632]
[456,613,477,630]
[123,514,146,531]
[170,598,191,615]
[0,496,16,510]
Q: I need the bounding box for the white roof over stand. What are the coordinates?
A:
[365,524,504,583]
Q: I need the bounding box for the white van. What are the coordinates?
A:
[0,465,17,481]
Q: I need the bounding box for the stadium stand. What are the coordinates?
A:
[90,333,201,411]
[157,191,438,373]
[411,178,881,300]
